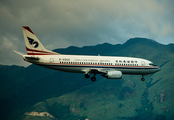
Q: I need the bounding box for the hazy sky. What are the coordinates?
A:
[0,0,174,67]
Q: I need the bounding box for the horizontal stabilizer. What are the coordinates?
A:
[13,50,26,56]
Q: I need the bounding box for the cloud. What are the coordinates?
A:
[0,35,30,67]
[0,0,173,66]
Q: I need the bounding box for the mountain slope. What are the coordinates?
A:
[21,38,174,120]
[0,38,174,120]
[0,65,93,120]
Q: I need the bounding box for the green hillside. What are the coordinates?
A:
[0,38,174,120]
[0,65,93,120]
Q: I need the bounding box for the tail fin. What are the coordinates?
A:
[22,26,60,55]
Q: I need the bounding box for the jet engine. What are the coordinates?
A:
[105,71,122,79]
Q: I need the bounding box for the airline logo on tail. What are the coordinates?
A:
[22,26,61,56]
[27,37,39,48]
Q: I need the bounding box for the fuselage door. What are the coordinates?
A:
[99,60,104,67]
[50,58,54,63]
[141,61,145,67]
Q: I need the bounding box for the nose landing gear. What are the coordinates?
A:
[141,75,145,81]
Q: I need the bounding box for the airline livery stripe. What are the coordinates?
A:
[27,53,58,55]
[35,63,159,70]
[26,47,52,53]
[26,47,59,55]
[23,26,35,34]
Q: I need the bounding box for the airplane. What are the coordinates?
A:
[14,26,161,82]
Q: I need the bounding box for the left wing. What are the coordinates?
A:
[83,68,122,80]
[83,68,113,74]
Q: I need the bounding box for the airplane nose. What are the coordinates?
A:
[157,67,161,71]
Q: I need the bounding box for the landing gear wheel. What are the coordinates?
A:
[141,78,145,81]
[91,77,96,82]
[85,74,90,79]
[141,75,145,81]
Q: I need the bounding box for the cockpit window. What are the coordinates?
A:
[149,63,157,66]
[149,63,153,66]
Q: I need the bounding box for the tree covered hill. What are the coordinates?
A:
[0,38,174,120]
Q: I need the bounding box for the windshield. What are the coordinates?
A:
[149,63,157,66]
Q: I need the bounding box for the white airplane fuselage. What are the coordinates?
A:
[14,26,161,82]
[23,54,160,75]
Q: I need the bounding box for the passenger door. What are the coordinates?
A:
[50,58,54,63]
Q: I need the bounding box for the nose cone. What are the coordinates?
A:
[157,67,161,72]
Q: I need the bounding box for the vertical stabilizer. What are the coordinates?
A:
[22,26,59,55]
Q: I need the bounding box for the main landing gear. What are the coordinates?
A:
[85,74,90,79]
[85,73,96,82]
[141,75,145,81]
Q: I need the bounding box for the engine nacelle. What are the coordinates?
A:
[106,71,122,79]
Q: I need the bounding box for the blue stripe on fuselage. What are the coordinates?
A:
[36,63,159,70]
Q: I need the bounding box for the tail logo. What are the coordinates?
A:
[27,37,39,48]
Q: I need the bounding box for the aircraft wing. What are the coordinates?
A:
[83,68,122,80]
[83,68,112,75]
